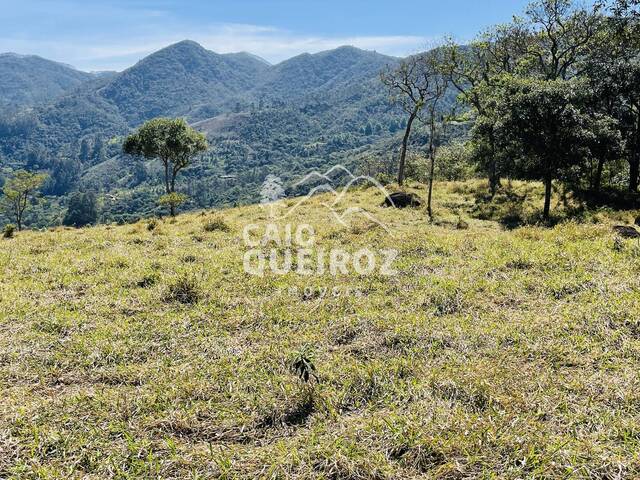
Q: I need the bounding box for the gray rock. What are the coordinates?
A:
[382,192,422,209]
[613,225,640,239]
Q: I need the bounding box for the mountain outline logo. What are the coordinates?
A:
[259,164,394,232]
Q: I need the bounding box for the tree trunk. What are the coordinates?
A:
[427,154,435,220]
[17,193,27,231]
[594,158,604,193]
[427,116,436,221]
[488,129,501,198]
[170,173,177,217]
[163,160,171,195]
[630,156,639,192]
[398,110,417,186]
[631,110,640,192]
[543,175,553,220]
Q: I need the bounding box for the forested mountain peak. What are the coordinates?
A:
[258,45,397,99]
[0,53,93,109]
[96,40,269,124]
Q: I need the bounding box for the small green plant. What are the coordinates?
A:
[613,236,625,252]
[203,216,230,232]
[2,224,15,239]
[291,345,319,383]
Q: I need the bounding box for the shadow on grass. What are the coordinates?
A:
[470,181,640,229]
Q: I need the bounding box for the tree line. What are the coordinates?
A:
[382,0,640,219]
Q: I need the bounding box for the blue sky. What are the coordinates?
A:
[0,0,531,71]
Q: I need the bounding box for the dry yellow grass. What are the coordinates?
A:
[1,180,640,479]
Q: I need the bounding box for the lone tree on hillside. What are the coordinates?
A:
[123,118,208,216]
[1,170,48,231]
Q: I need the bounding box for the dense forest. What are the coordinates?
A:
[0,0,639,228]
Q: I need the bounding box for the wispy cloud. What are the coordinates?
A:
[195,24,429,62]
[0,22,430,71]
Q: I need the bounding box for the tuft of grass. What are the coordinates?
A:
[164,274,201,304]
[146,219,158,231]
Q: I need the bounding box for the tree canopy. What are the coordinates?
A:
[123,117,208,215]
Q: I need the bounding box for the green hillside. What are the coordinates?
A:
[0,42,414,225]
[1,180,639,478]
[0,53,93,111]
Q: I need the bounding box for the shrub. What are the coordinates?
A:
[182,254,197,263]
[435,142,476,181]
[203,216,230,232]
[136,274,158,288]
[456,215,469,230]
[3,224,15,239]
[158,192,188,217]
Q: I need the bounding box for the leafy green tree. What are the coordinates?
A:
[63,191,98,227]
[1,170,48,230]
[78,138,92,163]
[364,123,373,136]
[91,136,106,164]
[586,4,640,191]
[158,192,189,216]
[492,77,593,219]
[123,118,208,216]
[521,0,605,81]
[441,23,528,194]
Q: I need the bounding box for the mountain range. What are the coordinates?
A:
[0,40,448,226]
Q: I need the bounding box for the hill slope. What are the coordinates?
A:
[257,45,397,99]
[1,181,639,478]
[0,53,93,110]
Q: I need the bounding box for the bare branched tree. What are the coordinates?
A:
[419,50,450,220]
[381,51,448,186]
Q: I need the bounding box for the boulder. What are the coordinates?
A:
[382,192,422,209]
[613,225,640,239]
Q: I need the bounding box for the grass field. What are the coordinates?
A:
[1,180,640,479]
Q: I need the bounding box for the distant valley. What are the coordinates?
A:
[0,41,426,226]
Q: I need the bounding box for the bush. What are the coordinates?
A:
[203,216,230,232]
[435,142,476,181]
[3,224,15,239]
